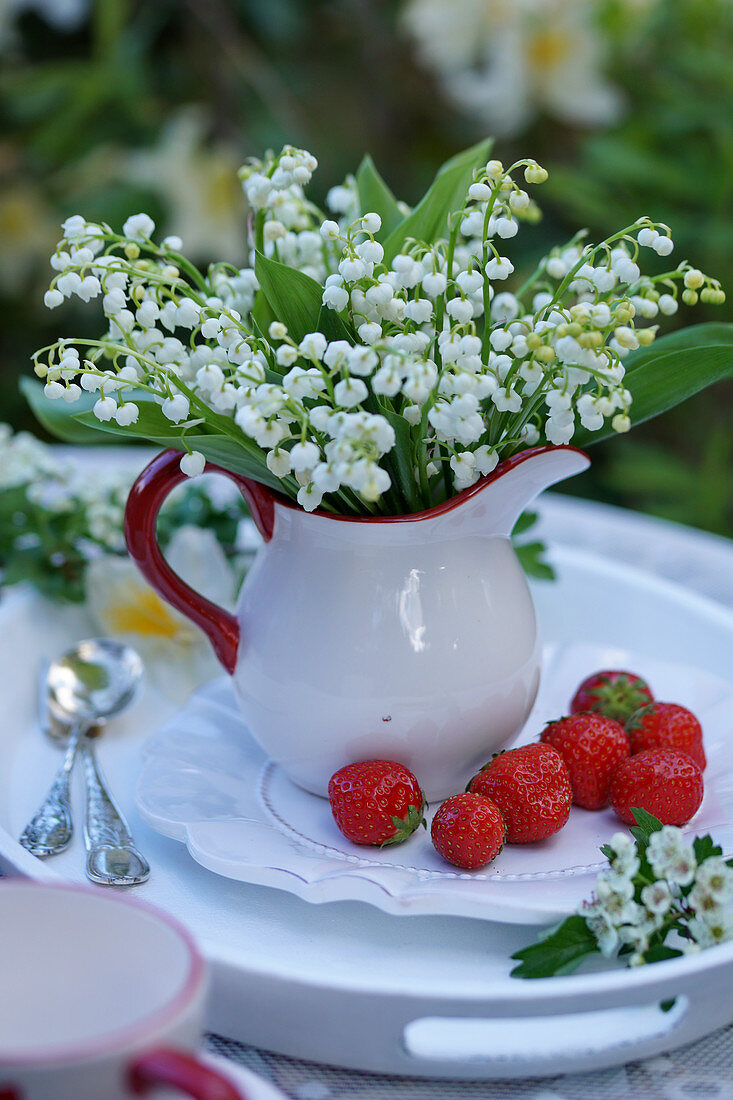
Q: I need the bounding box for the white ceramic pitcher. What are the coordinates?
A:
[125,445,589,799]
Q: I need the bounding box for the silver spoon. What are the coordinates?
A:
[21,640,150,886]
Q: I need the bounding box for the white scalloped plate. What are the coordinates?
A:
[135,640,733,924]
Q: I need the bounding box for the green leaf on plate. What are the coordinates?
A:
[382,138,493,264]
[514,540,556,581]
[511,509,539,537]
[510,914,600,979]
[254,251,323,342]
[573,323,733,448]
[355,154,405,240]
[692,834,724,864]
[629,808,664,848]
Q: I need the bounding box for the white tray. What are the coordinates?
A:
[135,647,733,925]
[3,544,733,1079]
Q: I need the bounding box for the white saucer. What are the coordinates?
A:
[135,640,733,925]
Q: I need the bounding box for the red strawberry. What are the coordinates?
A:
[468,744,571,843]
[328,760,426,846]
[431,793,505,869]
[609,749,703,826]
[540,714,630,810]
[571,670,653,723]
[626,702,706,770]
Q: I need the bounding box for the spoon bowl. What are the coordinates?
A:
[47,639,144,727]
[21,640,150,884]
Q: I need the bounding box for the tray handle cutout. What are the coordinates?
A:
[403,997,688,1063]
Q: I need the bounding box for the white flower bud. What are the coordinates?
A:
[658,294,678,315]
[266,449,292,477]
[468,182,492,202]
[123,213,155,240]
[334,378,368,407]
[44,289,64,309]
[180,451,206,477]
[161,394,190,423]
[361,212,382,234]
[290,441,321,472]
[319,219,340,240]
[114,403,139,426]
[93,395,117,422]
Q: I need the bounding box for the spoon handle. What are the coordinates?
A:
[81,738,150,886]
[19,723,83,857]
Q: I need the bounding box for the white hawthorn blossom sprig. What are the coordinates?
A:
[0,423,254,605]
[33,143,724,516]
[512,810,733,979]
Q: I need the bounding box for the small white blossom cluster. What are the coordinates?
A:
[0,422,131,557]
[34,144,724,515]
[581,825,733,967]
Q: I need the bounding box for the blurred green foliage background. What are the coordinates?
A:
[1,0,731,533]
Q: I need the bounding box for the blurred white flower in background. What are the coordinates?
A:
[123,108,246,265]
[86,525,239,701]
[402,0,625,135]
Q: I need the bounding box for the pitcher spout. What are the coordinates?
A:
[446,445,590,538]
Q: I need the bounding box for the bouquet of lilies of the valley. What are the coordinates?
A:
[29,140,731,516]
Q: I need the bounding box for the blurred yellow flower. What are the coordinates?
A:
[124,108,246,264]
[403,0,624,135]
[0,183,57,292]
[86,526,238,700]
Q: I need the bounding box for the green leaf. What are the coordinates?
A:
[251,289,277,334]
[379,407,421,512]
[693,834,724,863]
[624,323,733,373]
[355,154,405,240]
[511,509,539,537]
[254,251,323,342]
[629,808,664,847]
[21,378,105,444]
[382,139,493,264]
[514,539,555,581]
[187,435,285,493]
[510,915,600,979]
[316,305,357,345]
[573,324,733,449]
[643,947,683,965]
[73,404,190,446]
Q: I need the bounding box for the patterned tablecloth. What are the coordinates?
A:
[206,493,733,1100]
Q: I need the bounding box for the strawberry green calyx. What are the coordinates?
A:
[625,702,657,734]
[571,670,654,723]
[382,801,427,846]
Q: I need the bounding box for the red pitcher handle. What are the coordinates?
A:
[124,449,276,675]
[129,1048,245,1099]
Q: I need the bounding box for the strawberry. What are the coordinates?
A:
[468,743,571,843]
[540,714,630,810]
[609,749,704,826]
[431,793,505,869]
[571,670,653,724]
[328,760,426,846]
[626,702,706,770]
